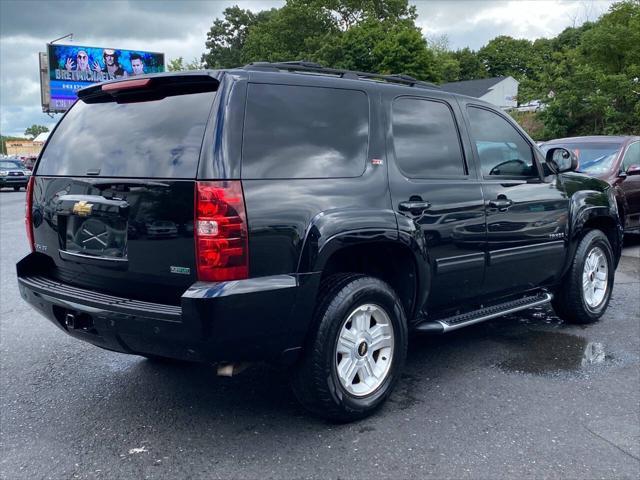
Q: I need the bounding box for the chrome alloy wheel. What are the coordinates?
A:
[335,304,394,397]
[582,246,609,309]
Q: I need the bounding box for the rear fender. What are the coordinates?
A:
[297,208,399,273]
[297,208,431,319]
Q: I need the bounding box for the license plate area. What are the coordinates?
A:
[65,214,128,259]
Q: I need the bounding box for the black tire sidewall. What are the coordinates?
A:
[321,278,407,417]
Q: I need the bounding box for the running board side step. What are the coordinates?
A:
[415,292,553,334]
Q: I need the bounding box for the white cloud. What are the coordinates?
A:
[416,0,615,49]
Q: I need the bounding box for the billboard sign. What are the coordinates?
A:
[46,43,165,112]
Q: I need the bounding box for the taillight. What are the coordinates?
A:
[25,176,35,252]
[194,181,249,282]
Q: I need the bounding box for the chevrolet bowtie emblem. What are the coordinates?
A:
[72,201,93,217]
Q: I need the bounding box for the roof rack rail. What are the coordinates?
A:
[243,61,440,90]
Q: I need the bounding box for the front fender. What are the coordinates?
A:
[564,174,623,269]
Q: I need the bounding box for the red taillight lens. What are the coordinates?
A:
[194,181,249,282]
[25,176,35,252]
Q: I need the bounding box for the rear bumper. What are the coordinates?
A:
[17,253,320,364]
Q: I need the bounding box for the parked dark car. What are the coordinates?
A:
[541,136,640,233]
[0,159,31,191]
[17,64,623,421]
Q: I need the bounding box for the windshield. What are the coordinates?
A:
[0,160,24,170]
[543,142,622,175]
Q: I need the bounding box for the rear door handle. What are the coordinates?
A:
[398,201,431,214]
[488,198,513,209]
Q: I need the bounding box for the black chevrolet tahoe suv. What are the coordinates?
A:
[18,63,623,421]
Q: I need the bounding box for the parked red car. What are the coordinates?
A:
[542,136,640,233]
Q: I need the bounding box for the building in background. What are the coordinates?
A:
[6,140,40,157]
[33,131,50,146]
[441,76,519,110]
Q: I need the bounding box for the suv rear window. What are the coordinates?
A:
[242,84,369,179]
[37,91,215,178]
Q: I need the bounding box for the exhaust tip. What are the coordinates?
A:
[216,362,251,377]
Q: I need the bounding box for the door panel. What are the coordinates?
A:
[482,180,569,294]
[463,104,569,296]
[386,93,487,310]
[397,181,486,308]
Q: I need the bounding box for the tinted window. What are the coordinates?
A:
[242,84,368,179]
[37,91,215,178]
[467,107,535,177]
[392,98,465,177]
[622,142,640,170]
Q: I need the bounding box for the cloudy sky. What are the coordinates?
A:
[0,0,615,137]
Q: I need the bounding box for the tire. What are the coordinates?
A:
[552,230,614,324]
[291,274,408,422]
[13,186,20,191]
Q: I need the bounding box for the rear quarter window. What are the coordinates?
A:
[37,91,216,178]
[392,97,466,178]
[242,84,369,179]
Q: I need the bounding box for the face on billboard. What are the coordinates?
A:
[47,44,165,112]
[130,55,145,75]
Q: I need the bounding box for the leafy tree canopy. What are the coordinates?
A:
[167,57,202,71]
[24,125,49,139]
[202,0,438,80]
[199,0,639,137]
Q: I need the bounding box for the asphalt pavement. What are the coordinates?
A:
[1,189,639,479]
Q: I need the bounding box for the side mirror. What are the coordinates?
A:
[545,147,578,173]
[626,164,640,176]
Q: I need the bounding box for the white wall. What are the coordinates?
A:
[480,77,519,109]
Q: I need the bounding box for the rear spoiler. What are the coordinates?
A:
[77,73,220,103]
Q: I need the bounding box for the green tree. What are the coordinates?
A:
[314,0,418,29]
[202,6,276,68]
[241,1,337,63]
[536,0,640,137]
[201,0,436,80]
[167,57,202,71]
[451,47,486,81]
[24,125,49,139]
[426,35,460,82]
[478,36,538,80]
[315,18,440,81]
[579,0,639,74]
[551,23,595,51]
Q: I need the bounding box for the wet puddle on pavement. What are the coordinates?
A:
[495,305,610,375]
[497,330,608,375]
